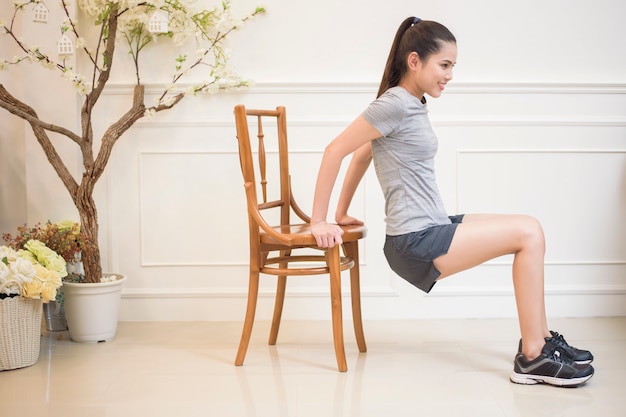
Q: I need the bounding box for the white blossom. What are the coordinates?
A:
[184,85,196,96]
[39,59,56,69]
[3,0,264,119]
[76,83,88,95]
[203,83,219,94]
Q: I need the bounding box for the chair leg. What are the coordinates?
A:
[269,275,286,345]
[235,270,260,366]
[327,246,348,372]
[343,242,367,353]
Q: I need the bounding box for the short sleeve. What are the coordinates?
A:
[361,90,405,137]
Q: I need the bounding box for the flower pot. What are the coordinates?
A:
[43,300,68,331]
[0,296,42,370]
[61,274,127,343]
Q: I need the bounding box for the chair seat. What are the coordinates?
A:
[260,223,367,247]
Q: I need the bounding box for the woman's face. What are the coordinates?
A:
[402,41,457,99]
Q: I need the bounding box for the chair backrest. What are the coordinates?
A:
[233,105,311,244]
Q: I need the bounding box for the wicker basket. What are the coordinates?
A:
[0,294,43,371]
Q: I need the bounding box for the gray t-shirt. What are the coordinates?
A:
[362,86,450,236]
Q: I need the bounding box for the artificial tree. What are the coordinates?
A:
[0,0,264,283]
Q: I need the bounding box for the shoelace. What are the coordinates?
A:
[545,345,570,364]
[549,331,574,351]
[517,340,573,365]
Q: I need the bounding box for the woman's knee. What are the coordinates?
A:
[517,215,545,252]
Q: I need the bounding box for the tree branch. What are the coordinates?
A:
[86,4,119,110]
[0,85,83,144]
[91,85,146,183]
[0,85,79,196]
[80,3,120,168]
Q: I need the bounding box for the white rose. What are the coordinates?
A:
[0,261,10,284]
[9,256,36,285]
[0,245,17,260]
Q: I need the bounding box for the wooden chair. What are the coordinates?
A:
[233,105,367,372]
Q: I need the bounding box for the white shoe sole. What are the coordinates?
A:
[509,371,593,387]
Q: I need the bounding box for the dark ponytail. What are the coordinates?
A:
[376,17,456,98]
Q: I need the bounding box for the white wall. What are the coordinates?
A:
[0,1,26,234]
[1,0,625,321]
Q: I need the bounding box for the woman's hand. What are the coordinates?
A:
[336,213,364,226]
[311,221,344,248]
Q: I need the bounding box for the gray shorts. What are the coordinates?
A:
[383,215,464,293]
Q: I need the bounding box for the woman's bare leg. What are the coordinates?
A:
[433,213,550,360]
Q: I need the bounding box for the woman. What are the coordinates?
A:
[310,17,594,387]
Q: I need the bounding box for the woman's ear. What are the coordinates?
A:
[407,51,421,70]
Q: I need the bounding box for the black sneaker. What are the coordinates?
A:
[517,331,594,365]
[510,340,594,387]
[547,331,594,364]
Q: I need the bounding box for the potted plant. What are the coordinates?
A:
[0,1,264,337]
[2,220,126,342]
[1,241,65,369]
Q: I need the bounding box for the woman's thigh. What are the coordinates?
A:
[433,213,544,279]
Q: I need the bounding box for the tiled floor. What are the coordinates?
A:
[1,317,624,416]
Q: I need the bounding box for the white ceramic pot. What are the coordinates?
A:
[61,274,127,343]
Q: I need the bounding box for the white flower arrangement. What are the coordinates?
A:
[0,241,66,303]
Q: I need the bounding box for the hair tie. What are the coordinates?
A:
[412,17,421,26]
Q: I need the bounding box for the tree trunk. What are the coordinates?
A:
[75,84,146,283]
[76,188,102,284]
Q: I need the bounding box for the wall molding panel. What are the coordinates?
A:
[102,81,626,95]
[58,80,626,320]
